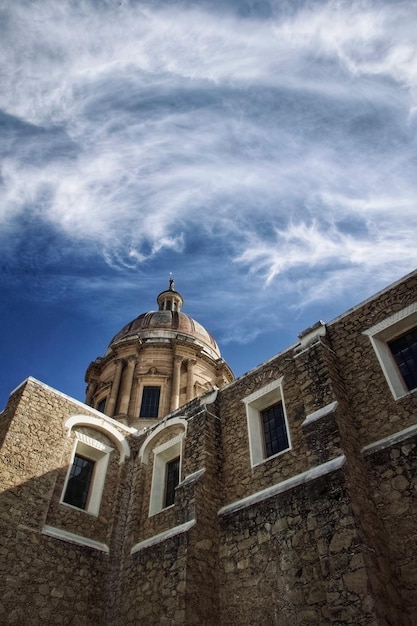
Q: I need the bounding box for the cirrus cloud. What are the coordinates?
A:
[0,0,416,401]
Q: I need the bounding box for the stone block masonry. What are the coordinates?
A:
[1,270,417,624]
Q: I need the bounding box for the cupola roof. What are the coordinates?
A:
[106,279,221,360]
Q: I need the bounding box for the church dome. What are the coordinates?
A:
[106,279,221,361]
[85,278,234,425]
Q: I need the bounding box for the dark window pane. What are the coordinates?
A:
[389,329,417,391]
[261,402,289,458]
[63,454,95,510]
[97,397,106,413]
[165,457,180,508]
[140,386,161,418]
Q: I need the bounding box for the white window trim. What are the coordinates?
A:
[363,302,417,400]
[139,417,187,463]
[42,525,109,553]
[64,415,131,463]
[242,377,291,467]
[60,431,113,516]
[149,433,184,517]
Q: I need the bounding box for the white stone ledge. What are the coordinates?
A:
[179,468,206,488]
[218,455,346,517]
[362,423,417,456]
[130,519,196,555]
[302,401,338,427]
[42,525,109,553]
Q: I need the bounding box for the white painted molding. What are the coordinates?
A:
[363,302,417,399]
[139,417,187,464]
[179,468,206,487]
[242,377,284,406]
[363,302,417,337]
[298,321,327,347]
[149,436,184,516]
[60,437,111,516]
[42,525,109,553]
[130,519,196,555]
[65,415,130,463]
[74,431,113,454]
[362,423,417,455]
[218,455,346,516]
[302,401,338,427]
[199,386,219,407]
[153,433,184,456]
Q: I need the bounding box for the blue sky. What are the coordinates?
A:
[1,0,417,408]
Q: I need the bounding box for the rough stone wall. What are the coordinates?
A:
[364,436,417,622]
[119,404,223,625]
[0,531,109,626]
[0,382,22,448]
[218,360,311,505]
[213,272,417,625]
[218,469,378,625]
[119,534,189,625]
[0,378,134,626]
[2,272,417,625]
[215,329,384,625]
[181,407,223,624]
[327,271,417,445]
[0,380,104,624]
[324,272,417,623]
[293,325,406,624]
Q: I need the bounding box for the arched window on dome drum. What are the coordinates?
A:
[140,386,161,418]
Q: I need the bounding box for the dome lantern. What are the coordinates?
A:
[156,277,184,312]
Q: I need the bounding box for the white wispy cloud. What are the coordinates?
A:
[0,0,416,346]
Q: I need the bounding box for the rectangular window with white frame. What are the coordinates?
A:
[61,433,113,516]
[364,302,417,400]
[387,329,417,392]
[243,377,291,467]
[63,454,95,510]
[149,434,183,516]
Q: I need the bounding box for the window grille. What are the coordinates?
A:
[261,401,289,458]
[140,386,161,418]
[63,454,95,510]
[165,456,180,507]
[389,329,417,391]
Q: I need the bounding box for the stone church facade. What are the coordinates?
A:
[1,272,417,625]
